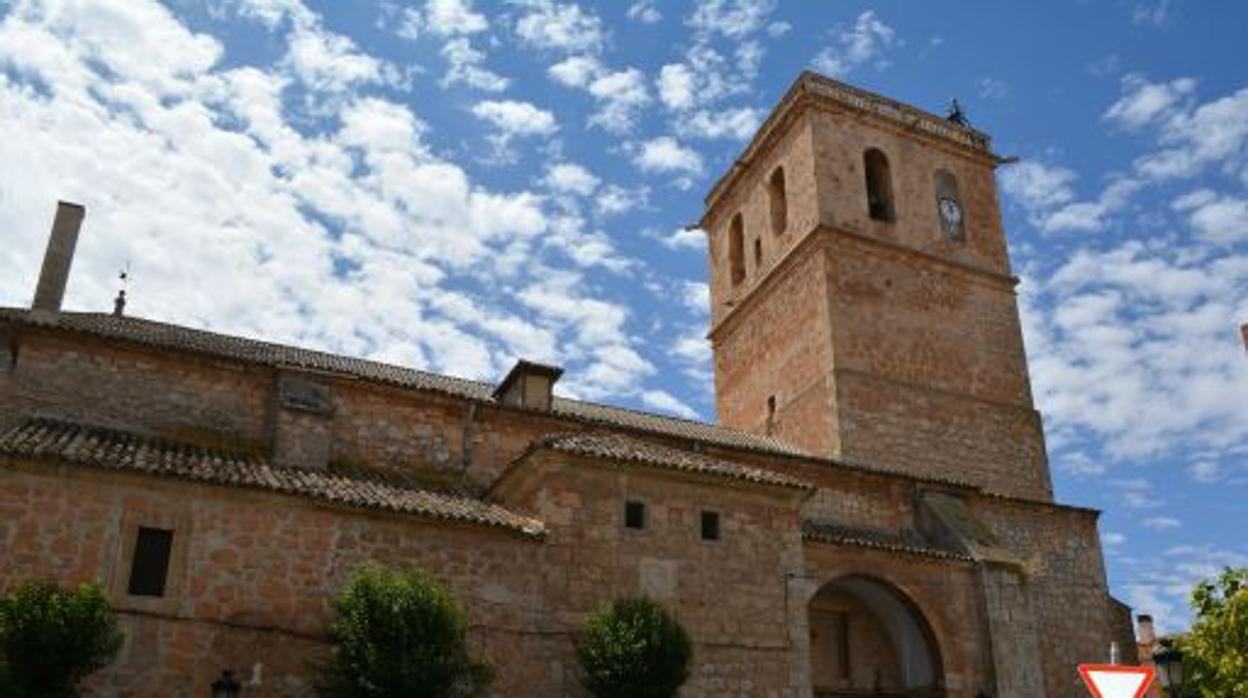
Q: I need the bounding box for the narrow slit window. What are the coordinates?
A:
[625,500,646,530]
[768,167,787,235]
[753,238,762,268]
[128,527,173,597]
[700,511,721,541]
[728,214,746,285]
[864,148,895,222]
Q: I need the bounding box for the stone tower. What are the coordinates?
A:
[703,73,1052,501]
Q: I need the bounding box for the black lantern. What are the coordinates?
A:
[1154,643,1185,697]
[211,669,241,698]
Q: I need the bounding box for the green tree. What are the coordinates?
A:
[577,598,692,698]
[1179,566,1248,697]
[318,565,492,698]
[0,580,124,698]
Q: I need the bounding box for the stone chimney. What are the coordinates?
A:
[493,359,563,411]
[1136,614,1156,646]
[32,201,86,314]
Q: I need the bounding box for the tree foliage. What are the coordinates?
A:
[318,565,492,698]
[577,597,692,698]
[1179,566,1248,697]
[0,580,124,698]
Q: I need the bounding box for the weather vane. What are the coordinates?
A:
[946,99,969,127]
[113,261,129,317]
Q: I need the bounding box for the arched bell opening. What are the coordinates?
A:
[808,575,944,697]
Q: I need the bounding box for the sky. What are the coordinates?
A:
[0,0,1245,635]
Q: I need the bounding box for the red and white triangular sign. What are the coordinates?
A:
[1078,664,1156,698]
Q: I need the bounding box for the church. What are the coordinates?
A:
[0,72,1133,697]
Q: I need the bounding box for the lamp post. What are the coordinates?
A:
[1153,643,1185,698]
[210,669,241,698]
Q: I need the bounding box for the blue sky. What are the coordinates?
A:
[0,0,1245,634]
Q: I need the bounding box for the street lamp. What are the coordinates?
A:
[1154,643,1185,698]
[210,669,241,698]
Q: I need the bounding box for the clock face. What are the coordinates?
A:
[938,197,963,229]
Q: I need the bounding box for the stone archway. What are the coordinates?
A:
[808,575,944,697]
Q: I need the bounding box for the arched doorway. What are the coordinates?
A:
[808,576,943,697]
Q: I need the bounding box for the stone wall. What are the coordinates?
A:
[970,497,1125,697]
[704,111,820,329]
[0,462,556,697]
[807,108,1009,276]
[0,328,592,489]
[497,451,808,697]
[711,238,838,454]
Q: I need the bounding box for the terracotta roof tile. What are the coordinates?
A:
[539,432,814,491]
[802,521,971,562]
[0,418,544,538]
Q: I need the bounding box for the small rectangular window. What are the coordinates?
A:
[701,511,721,541]
[128,527,173,597]
[624,500,646,530]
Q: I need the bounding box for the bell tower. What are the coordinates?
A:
[703,73,1052,501]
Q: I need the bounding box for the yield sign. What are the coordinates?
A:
[1078,664,1156,698]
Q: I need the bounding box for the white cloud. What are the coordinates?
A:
[662,226,705,251]
[978,77,1009,100]
[439,37,510,91]
[1103,74,1196,130]
[547,54,602,88]
[1000,161,1078,213]
[1102,532,1128,547]
[0,0,661,404]
[626,1,662,24]
[1172,190,1248,244]
[1021,241,1248,461]
[687,0,776,39]
[514,1,604,55]
[658,63,696,111]
[586,67,651,133]
[680,281,709,314]
[677,107,761,140]
[1133,0,1173,27]
[1135,85,1248,181]
[813,11,898,78]
[544,162,599,196]
[596,184,649,217]
[766,21,791,38]
[641,389,699,419]
[632,137,704,175]
[424,0,488,36]
[284,18,384,92]
[1142,517,1182,530]
[471,99,557,136]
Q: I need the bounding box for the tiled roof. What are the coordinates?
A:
[0,308,808,458]
[0,418,544,538]
[537,431,814,491]
[802,521,971,562]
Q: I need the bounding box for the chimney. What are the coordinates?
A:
[32,201,85,314]
[1136,614,1156,646]
[493,359,563,411]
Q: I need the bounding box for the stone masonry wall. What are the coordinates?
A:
[711,240,838,455]
[808,108,1010,277]
[970,498,1126,697]
[501,453,808,697]
[705,112,820,330]
[0,462,557,697]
